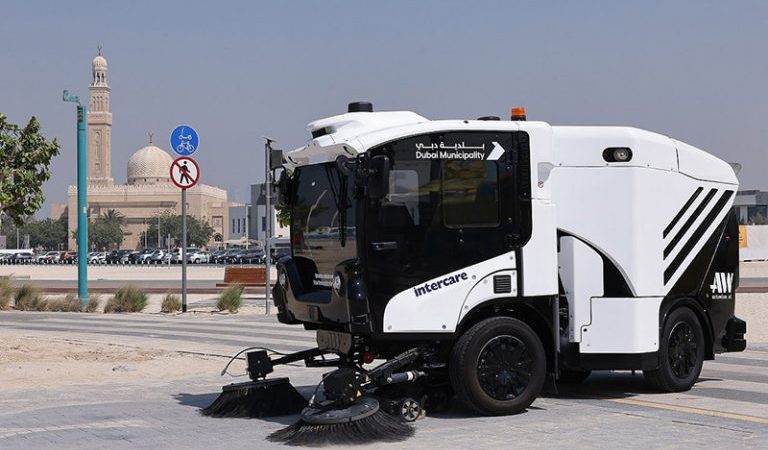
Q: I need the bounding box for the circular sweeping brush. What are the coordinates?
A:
[267,397,414,446]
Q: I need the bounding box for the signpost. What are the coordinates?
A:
[170,126,200,313]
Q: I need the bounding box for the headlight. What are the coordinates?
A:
[332,273,342,292]
[278,271,287,289]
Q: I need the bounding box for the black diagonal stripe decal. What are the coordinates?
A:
[663,187,703,238]
[664,190,734,284]
[664,188,717,259]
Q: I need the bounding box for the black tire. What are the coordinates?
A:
[558,369,592,384]
[644,307,705,392]
[450,316,546,415]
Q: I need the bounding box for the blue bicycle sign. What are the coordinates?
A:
[170,125,199,156]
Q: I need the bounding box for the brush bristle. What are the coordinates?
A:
[267,410,414,446]
[202,382,307,418]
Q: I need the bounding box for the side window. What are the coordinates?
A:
[387,169,422,226]
[442,160,500,228]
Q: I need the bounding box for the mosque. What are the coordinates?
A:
[54,50,231,250]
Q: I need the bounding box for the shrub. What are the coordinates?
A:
[217,284,243,313]
[45,294,83,312]
[161,293,181,313]
[86,294,101,313]
[0,276,13,310]
[14,284,46,311]
[104,285,148,313]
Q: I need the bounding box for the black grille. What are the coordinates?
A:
[493,275,512,294]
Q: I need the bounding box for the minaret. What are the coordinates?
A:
[87,46,114,186]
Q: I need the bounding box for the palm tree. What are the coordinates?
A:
[101,209,125,226]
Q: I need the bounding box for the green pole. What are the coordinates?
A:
[77,104,88,303]
[63,90,88,305]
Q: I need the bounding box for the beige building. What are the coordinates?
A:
[63,50,229,250]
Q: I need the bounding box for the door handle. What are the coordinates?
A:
[371,241,398,251]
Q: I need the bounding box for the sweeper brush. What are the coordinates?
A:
[267,371,415,445]
[201,378,307,418]
[267,397,413,445]
[202,348,324,418]
[203,346,429,444]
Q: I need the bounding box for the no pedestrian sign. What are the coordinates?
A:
[170,156,200,189]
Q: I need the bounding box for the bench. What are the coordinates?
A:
[216,267,273,287]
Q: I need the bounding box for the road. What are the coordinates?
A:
[0,312,766,449]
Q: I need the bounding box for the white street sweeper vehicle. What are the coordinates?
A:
[204,102,746,445]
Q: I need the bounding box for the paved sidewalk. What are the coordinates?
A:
[0,312,767,449]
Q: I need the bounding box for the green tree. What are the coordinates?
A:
[750,212,768,225]
[139,212,215,248]
[0,114,60,225]
[1,216,67,250]
[90,218,124,250]
[101,209,125,226]
[275,204,290,228]
[70,214,124,251]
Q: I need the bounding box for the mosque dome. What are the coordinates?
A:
[127,144,173,185]
[92,54,108,69]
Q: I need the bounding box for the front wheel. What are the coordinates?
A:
[644,307,705,392]
[450,316,546,415]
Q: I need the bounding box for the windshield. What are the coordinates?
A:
[291,163,357,288]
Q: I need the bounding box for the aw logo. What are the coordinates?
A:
[709,272,734,298]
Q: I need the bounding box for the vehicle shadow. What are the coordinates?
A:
[547,370,721,400]
[426,371,725,420]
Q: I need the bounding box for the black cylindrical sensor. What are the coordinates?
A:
[348,101,373,113]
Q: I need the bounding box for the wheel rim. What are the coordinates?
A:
[477,335,532,400]
[400,398,421,422]
[668,321,698,378]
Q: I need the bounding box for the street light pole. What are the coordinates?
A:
[63,90,88,304]
[263,138,275,315]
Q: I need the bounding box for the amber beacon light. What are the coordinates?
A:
[510,106,527,121]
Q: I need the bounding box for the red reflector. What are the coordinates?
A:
[362,351,375,364]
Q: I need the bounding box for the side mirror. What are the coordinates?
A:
[270,149,284,170]
[336,155,352,175]
[274,169,291,207]
[368,155,390,199]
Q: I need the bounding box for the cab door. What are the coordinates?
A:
[363,131,525,333]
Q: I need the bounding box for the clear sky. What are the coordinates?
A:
[1,1,766,212]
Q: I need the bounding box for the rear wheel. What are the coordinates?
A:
[450,317,546,415]
[644,307,704,392]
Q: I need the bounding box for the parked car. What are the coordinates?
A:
[148,249,166,264]
[224,249,248,264]
[13,252,34,264]
[60,251,77,263]
[270,247,291,261]
[130,248,156,264]
[36,251,58,264]
[209,249,228,263]
[87,251,107,264]
[106,249,131,264]
[169,247,198,263]
[236,249,265,264]
[186,249,209,264]
[213,249,240,264]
